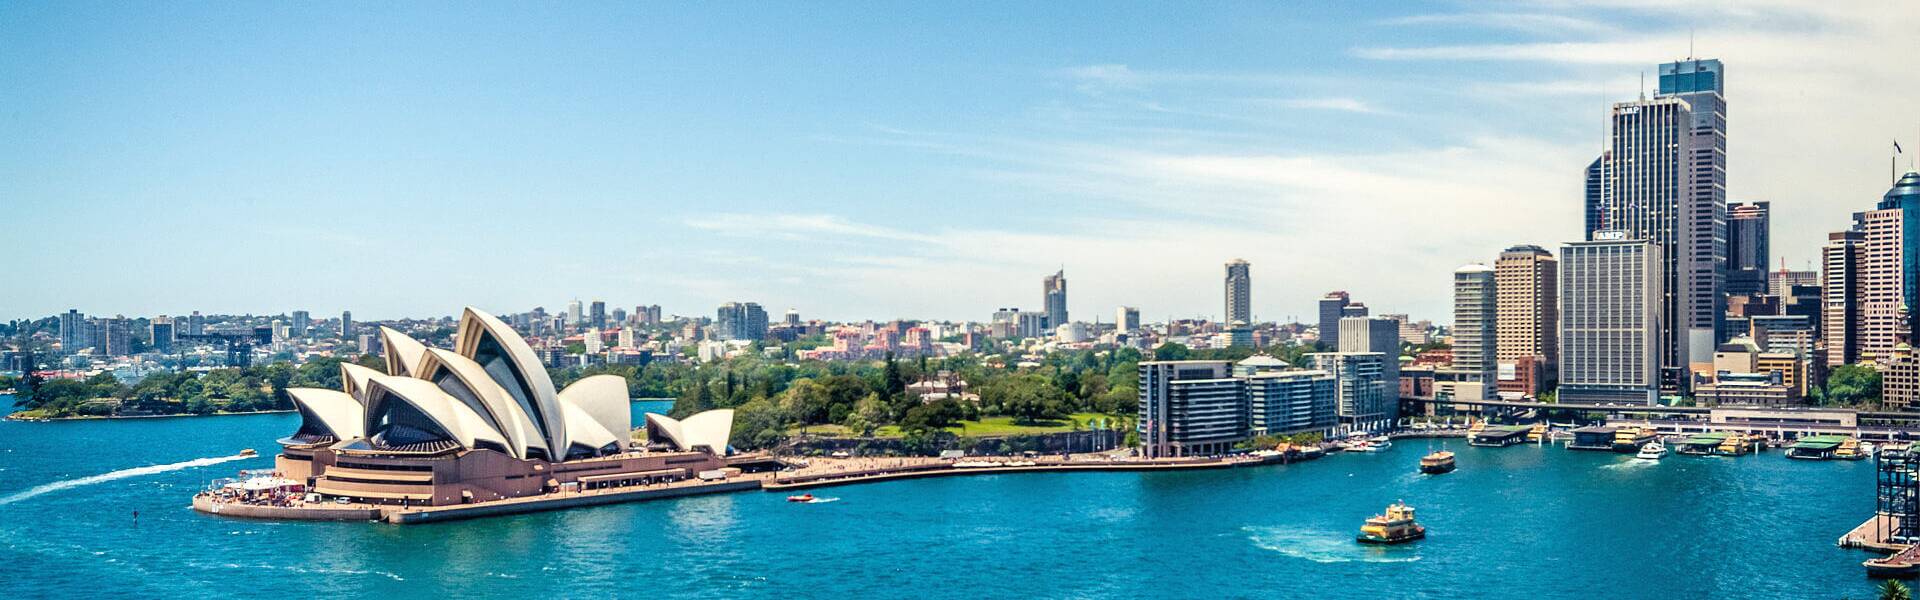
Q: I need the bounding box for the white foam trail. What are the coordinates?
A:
[0,454,253,506]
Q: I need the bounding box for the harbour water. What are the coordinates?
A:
[0,394,1884,598]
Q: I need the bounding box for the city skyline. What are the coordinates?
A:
[7,3,1920,323]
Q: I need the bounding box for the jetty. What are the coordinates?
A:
[1468,425,1531,447]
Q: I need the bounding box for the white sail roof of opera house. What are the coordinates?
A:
[416,347,547,460]
[286,388,364,441]
[363,375,511,454]
[278,307,741,462]
[645,409,736,456]
[380,326,430,378]
[454,307,568,460]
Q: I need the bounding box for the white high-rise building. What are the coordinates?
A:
[1224,259,1251,325]
[1445,264,1497,400]
[1116,306,1141,333]
[1559,237,1663,405]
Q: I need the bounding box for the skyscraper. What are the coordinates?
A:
[102,316,131,357]
[186,311,205,336]
[1823,229,1865,367]
[1042,270,1068,329]
[1591,95,1701,389]
[290,310,311,337]
[1317,292,1349,346]
[1726,202,1771,297]
[1224,259,1251,325]
[589,300,607,329]
[340,310,354,340]
[1446,265,1498,400]
[1658,57,1730,377]
[566,300,583,327]
[1560,237,1663,405]
[1824,171,1920,365]
[1495,245,1558,396]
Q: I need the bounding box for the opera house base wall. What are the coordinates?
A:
[385,479,762,524]
[191,495,383,521]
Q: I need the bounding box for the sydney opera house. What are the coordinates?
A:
[270,307,747,507]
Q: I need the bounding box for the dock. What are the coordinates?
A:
[1468,425,1531,447]
[1568,426,1617,451]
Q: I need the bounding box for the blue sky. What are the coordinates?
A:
[5,2,1916,323]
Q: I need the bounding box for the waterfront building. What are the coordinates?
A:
[1338,316,1399,404]
[1446,264,1498,400]
[1116,306,1141,333]
[1885,349,1920,411]
[1495,245,1557,396]
[1137,360,1249,458]
[1727,202,1770,297]
[1043,270,1068,329]
[716,302,769,341]
[1244,368,1337,437]
[1317,291,1350,346]
[1692,372,1794,407]
[1310,352,1390,431]
[1224,259,1251,326]
[274,307,739,507]
[1559,237,1663,405]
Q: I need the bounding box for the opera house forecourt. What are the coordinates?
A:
[192,307,768,524]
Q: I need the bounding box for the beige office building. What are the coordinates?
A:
[1494,245,1557,396]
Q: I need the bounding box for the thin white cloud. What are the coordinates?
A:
[1269,97,1380,114]
[685,213,917,243]
[1381,12,1620,36]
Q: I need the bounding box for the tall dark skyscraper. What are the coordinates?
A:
[1658,57,1729,368]
[589,300,607,329]
[1726,201,1770,297]
[1042,270,1068,329]
[341,310,354,340]
[1224,259,1251,325]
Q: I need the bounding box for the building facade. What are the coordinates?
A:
[1495,245,1557,396]
[1448,264,1498,400]
[1727,201,1770,297]
[1042,270,1068,330]
[1559,237,1663,405]
[1317,291,1350,348]
[1137,361,1249,458]
[1310,352,1391,432]
[1224,259,1251,326]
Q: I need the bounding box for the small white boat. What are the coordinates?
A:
[1635,441,1667,460]
[1862,442,1879,456]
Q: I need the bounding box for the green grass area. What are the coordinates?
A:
[795,413,1125,439]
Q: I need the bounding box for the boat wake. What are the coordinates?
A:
[804,497,840,504]
[0,453,254,506]
[1600,459,1658,471]
[1244,525,1422,564]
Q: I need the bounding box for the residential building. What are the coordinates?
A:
[589,300,607,329]
[715,302,768,341]
[1224,259,1251,325]
[102,316,131,357]
[150,317,175,354]
[1825,172,1920,366]
[1137,361,1249,458]
[1245,369,1337,437]
[341,310,355,340]
[1559,237,1663,405]
[58,309,86,353]
[290,310,310,337]
[1495,245,1557,396]
[566,299,583,327]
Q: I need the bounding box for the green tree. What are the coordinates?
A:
[1824,364,1883,407]
[1882,580,1912,600]
[1153,343,1192,361]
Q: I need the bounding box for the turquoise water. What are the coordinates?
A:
[0,394,1885,598]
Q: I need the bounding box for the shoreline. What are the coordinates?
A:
[6,409,295,422]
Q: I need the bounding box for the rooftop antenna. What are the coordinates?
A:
[1688,28,1695,60]
[1639,71,1646,101]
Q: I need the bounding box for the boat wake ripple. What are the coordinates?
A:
[1244,525,1422,564]
[0,454,252,506]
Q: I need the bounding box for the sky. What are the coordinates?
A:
[5,1,1919,324]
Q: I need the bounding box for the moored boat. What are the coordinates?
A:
[1357,501,1426,544]
[1419,451,1456,474]
[238,448,257,457]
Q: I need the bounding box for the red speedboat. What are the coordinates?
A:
[787,494,815,503]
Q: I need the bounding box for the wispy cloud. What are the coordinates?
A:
[685,213,917,243]
[1380,12,1620,36]
[1267,97,1381,114]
